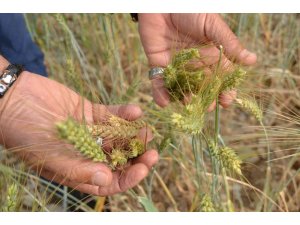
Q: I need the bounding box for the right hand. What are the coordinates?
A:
[138,13,257,108]
[0,67,158,196]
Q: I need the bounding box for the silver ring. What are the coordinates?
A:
[148,67,165,80]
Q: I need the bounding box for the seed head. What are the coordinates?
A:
[2,183,18,212]
[236,97,263,122]
[220,68,247,92]
[209,141,242,175]
[163,48,205,100]
[88,115,145,139]
[56,118,107,162]
[200,194,216,212]
[128,139,145,158]
[110,148,128,168]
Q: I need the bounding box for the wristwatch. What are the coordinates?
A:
[0,64,24,97]
[130,13,138,22]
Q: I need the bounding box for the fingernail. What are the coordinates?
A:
[240,49,257,62]
[92,171,109,186]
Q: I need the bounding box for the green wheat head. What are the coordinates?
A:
[56,116,147,169]
[236,97,263,122]
[200,194,216,212]
[56,117,107,162]
[2,183,18,212]
[209,141,242,175]
[163,48,205,100]
[163,48,248,134]
[128,139,145,158]
[110,139,145,169]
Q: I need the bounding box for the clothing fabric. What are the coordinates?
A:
[0,14,47,76]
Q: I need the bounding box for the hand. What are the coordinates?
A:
[138,13,257,108]
[0,68,158,196]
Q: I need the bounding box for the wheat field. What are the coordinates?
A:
[0,13,299,212]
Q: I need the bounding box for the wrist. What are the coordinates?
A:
[0,55,10,72]
[130,13,138,22]
[0,56,25,145]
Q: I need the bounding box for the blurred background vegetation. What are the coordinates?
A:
[0,14,299,212]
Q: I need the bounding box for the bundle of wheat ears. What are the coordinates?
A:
[56,115,146,170]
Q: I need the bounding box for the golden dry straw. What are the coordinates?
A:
[87,115,145,139]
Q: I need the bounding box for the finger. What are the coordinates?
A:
[40,169,101,196]
[207,100,216,112]
[136,126,153,143]
[132,149,159,170]
[183,93,193,105]
[107,104,143,121]
[151,76,170,107]
[98,163,149,196]
[40,153,157,197]
[219,90,237,108]
[92,104,143,123]
[204,14,257,65]
[44,156,113,187]
[209,56,235,74]
[196,45,224,67]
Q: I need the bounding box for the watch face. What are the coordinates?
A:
[0,65,23,97]
[2,74,14,84]
[0,83,7,95]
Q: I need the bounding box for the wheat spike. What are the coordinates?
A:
[110,148,128,168]
[128,139,145,158]
[236,97,263,122]
[2,183,18,212]
[220,68,247,92]
[88,115,145,139]
[209,141,242,175]
[200,194,216,212]
[163,48,205,100]
[56,117,107,162]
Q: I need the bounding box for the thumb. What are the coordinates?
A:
[204,14,257,65]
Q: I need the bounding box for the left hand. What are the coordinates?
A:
[0,66,158,196]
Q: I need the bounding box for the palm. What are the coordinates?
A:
[0,72,158,196]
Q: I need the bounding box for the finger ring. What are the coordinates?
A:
[148,67,165,80]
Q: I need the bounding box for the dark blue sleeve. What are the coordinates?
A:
[0,14,47,77]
